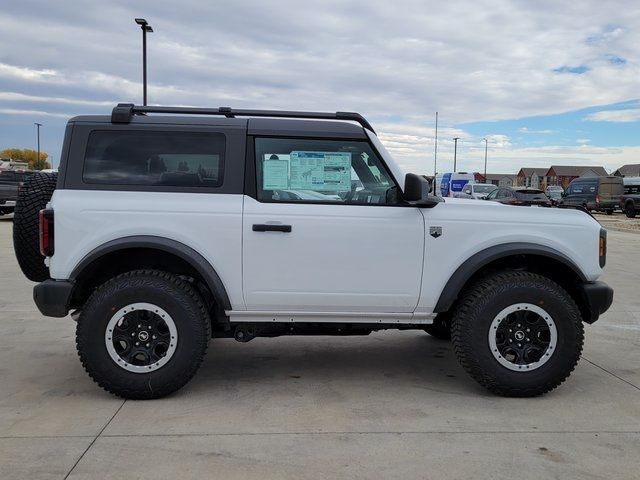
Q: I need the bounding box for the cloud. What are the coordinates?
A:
[518,127,553,134]
[0,1,638,169]
[0,92,113,107]
[0,62,57,81]
[584,108,640,122]
[0,108,69,118]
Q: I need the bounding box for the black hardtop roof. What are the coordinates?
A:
[69,103,372,139]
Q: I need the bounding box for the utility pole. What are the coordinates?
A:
[453,137,460,172]
[135,18,153,106]
[34,122,42,168]
[482,137,488,179]
[433,111,438,176]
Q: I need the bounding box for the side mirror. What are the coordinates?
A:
[403,173,442,208]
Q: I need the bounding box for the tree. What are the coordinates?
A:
[0,148,51,170]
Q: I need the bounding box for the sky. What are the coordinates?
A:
[0,0,638,174]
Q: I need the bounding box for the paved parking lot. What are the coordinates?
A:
[0,217,638,479]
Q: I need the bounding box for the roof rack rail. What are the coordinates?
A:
[111,103,376,133]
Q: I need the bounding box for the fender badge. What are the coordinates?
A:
[429,226,442,238]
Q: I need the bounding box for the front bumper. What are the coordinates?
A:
[33,279,74,317]
[578,281,614,324]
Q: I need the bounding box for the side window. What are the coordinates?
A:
[83,130,225,187]
[255,137,398,205]
[496,189,508,199]
[486,189,498,200]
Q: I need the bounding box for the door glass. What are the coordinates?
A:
[255,137,398,205]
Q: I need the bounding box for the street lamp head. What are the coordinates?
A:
[135,18,148,26]
[145,25,153,32]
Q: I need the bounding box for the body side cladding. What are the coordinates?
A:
[433,242,588,313]
[70,236,232,312]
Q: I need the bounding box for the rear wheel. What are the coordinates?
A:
[606,209,614,215]
[76,270,211,399]
[625,204,636,218]
[451,271,584,397]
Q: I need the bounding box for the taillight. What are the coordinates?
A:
[599,229,607,268]
[596,195,601,203]
[39,209,54,257]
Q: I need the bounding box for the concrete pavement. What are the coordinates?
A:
[0,217,638,479]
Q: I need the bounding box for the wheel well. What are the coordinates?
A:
[442,254,590,322]
[70,247,226,324]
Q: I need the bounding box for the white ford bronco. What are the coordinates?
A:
[14,103,613,399]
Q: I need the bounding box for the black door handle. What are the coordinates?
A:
[252,224,292,233]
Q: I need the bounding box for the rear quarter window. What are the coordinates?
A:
[83,130,225,187]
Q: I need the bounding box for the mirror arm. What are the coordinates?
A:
[406,195,443,208]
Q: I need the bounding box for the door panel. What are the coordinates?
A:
[242,197,424,312]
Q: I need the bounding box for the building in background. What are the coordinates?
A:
[613,164,640,177]
[544,165,607,189]
[482,173,517,187]
[516,168,547,189]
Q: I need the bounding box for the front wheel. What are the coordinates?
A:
[626,204,636,218]
[76,270,211,399]
[451,271,584,397]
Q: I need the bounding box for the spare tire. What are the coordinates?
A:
[13,172,58,282]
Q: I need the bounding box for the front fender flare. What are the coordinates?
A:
[433,242,587,313]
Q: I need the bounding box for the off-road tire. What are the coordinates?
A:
[424,312,451,340]
[76,270,211,399]
[451,271,584,397]
[13,172,58,281]
[625,204,636,218]
[606,209,614,215]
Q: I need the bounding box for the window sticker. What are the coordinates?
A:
[263,156,290,190]
[289,151,351,192]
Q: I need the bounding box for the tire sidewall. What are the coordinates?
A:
[77,273,209,396]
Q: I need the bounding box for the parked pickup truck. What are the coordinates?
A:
[619,194,639,218]
[0,170,34,215]
[620,177,640,218]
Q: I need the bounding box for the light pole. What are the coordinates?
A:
[433,111,438,176]
[453,137,460,172]
[34,122,42,168]
[482,137,488,179]
[134,18,153,106]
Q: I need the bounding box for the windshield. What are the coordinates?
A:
[547,190,563,199]
[474,185,496,193]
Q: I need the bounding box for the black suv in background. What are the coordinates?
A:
[560,176,623,214]
[485,187,552,206]
[0,170,34,216]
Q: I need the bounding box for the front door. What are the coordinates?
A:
[242,136,424,314]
